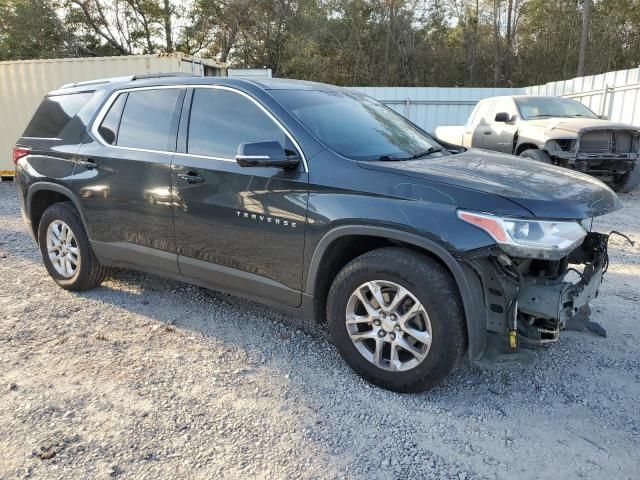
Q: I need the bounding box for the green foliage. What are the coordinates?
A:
[0,0,71,60]
[1,0,639,86]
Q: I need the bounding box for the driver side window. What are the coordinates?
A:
[492,98,516,122]
[187,89,291,158]
[472,100,494,127]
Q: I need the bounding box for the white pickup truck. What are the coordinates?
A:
[434,95,640,192]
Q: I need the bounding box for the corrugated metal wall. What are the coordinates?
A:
[349,87,524,133]
[352,69,640,134]
[525,67,640,125]
[2,58,639,176]
[0,54,223,174]
[227,68,273,78]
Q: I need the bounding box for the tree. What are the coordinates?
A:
[65,0,183,54]
[0,0,75,60]
[577,0,590,76]
[1,0,640,87]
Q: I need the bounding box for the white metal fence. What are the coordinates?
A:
[350,86,523,133]
[353,67,640,133]
[525,67,640,126]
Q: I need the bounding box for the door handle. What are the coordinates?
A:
[483,131,492,135]
[178,171,204,184]
[78,159,99,169]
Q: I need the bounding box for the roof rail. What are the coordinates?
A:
[59,72,197,90]
[132,72,198,80]
[60,75,134,89]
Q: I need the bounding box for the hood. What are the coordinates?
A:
[359,149,622,220]
[523,117,640,138]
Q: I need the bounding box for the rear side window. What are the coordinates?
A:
[97,93,127,145]
[187,89,287,158]
[23,92,93,138]
[116,89,182,151]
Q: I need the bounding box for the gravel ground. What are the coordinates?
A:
[1,180,639,480]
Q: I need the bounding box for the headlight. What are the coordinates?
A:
[457,210,587,260]
[545,139,576,153]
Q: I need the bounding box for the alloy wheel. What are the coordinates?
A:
[46,220,80,278]
[345,280,432,371]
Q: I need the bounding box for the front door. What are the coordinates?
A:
[72,87,185,273]
[468,99,495,149]
[488,97,519,154]
[172,87,308,307]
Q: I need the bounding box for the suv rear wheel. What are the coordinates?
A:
[38,202,110,291]
[326,247,466,392]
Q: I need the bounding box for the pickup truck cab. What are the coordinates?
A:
[14,77,621,392]
[435,95,640,192]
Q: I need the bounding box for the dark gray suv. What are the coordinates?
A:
[14,74,621,391]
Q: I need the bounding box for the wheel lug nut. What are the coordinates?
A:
[373,320,381,326]
[378,330,386,338]
[395,325,401,331]
[390,333,396,340]
[390,315,396,321]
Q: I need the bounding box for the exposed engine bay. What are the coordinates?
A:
[546,128,639,183]
[461,230,634,360]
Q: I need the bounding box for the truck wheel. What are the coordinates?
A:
[326,247,466,392]
[613,165,640,193]
[38,202,110,291]
[520,149,552,163]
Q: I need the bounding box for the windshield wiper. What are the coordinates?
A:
[376,146,445,162]
[377,154,411,161]
[411,146,444,159]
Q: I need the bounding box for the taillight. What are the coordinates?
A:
[12,145,30,164]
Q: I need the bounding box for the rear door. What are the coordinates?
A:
[172,87,308,307]
[71,87,185,274]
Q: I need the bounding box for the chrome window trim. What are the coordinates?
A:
[90,84,309,172]
[21,136,63,141]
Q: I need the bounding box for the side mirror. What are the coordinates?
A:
[494,112,511,123]
[235,141,300,169]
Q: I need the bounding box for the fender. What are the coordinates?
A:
[26,182,89,240]
[306,225,487,362]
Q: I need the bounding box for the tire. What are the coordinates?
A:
[38,202,110,291]
[613,164,640,193]
[519,148,552,163]
[326,247,467,392]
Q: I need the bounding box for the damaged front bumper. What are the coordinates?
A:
[461,231,609,362]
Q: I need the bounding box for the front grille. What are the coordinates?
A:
[580,130,635,154]
[580,131,612,152]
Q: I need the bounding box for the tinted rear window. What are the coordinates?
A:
[23,92,93,138]
[117,89,182,151]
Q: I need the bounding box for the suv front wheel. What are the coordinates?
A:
[519,148,552,163]
[327,247,466,392]
[38,202,110,291]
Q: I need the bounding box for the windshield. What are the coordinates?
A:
[515,97,598,120]
[271,89,441,161]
